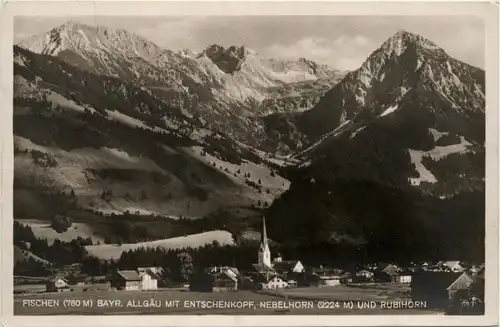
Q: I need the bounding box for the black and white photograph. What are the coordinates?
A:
[1,1,498,325]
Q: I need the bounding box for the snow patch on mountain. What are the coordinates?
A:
[428,128,449,142]
[380,104,399,117]
[350,126,366,139]
[408,136,472,186]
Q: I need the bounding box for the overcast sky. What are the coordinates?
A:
[14,16,484,70]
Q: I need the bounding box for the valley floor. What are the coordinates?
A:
[14,285,442,315]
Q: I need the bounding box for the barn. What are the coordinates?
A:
[111,270,142,291]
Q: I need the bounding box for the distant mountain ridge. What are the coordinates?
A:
[17,21,342,152]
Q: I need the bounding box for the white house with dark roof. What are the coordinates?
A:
[137,267,160,290]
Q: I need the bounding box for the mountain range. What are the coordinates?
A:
[14,22,485,263]
[17,21,343,153]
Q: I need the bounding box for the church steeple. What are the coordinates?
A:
[258,215,272,268]
[261,216,268,246]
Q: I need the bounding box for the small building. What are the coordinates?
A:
[206,266,240,279]
[138,268,159,291]
[213,270,238,292]
[395,269,413,284]
[411,271,474,309]
[273,260,305,274]
[340,272,353,284]
[352,269,374,282]
[356,269,374,278]
[111,270,142,291]
[436,261,465,272]
[312,267,342,286]
[251,263,276,275]
[317,275,341,286]
[45,276,70,292]
[256,273,288,290]
[374,264,399,283]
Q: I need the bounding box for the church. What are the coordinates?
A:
[250,216,304,289]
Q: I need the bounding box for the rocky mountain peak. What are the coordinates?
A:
[378,30,445,57]
[17,21,164,60]
[297,30,484,142]
[202,44,255,74]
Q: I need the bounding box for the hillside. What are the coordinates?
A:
[14,45,291,227]
[291,30,485,197]
[265,31,485,263]
[17,21,342,153]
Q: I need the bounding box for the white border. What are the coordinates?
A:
[1,1,498,327]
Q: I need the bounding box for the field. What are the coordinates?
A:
[14,285,442,315]
[84,230,234,260]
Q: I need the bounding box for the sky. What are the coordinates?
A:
[14,16,484,71]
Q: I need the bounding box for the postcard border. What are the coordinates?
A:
[1,1,498,327]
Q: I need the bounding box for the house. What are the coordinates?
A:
[45,276,70,292]
[395,269,413,284]
[111,270,142,291]
[207,266,240,279]
[317,275,341,286]
[352,269,374,283]
[356,270,374,278]
[411,272,474,309]
[436,261,465,272]
[137,268,159,291]
[138,266,164,276]
[255,273,288,290]
[273,260,305,274]
[340,272,353,284]
[373,264,399,283]
[213,270,238,292]
[312,267,342,286]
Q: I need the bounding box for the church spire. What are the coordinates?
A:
[261,215,268,246]
[258,214,272,268]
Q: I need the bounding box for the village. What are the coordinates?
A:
[14,217,485,315]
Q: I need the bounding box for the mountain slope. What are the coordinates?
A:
[296,30,484,142]
[17,22,341,153]
[266,31,485,263]
[14,46,290,222]
[291,30,485,196]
